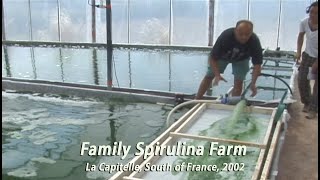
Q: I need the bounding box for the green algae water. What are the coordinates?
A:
[170,100,268,180]
[2,91,188,180]
[140,101,272,180]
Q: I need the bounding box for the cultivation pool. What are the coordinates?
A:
[2,91,188,180]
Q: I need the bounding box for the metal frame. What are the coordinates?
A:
[1,42,296,107]
[2,77,294,108]
[276,0,283,48]
[169,0,172,45]
[57,0,61,41]
[2,0,6,41]
[106,0,113,89]
[1,0,295,48]
[2,40,213,51]
[27,0,33,41]
[2,77,288,180]
[208,0,215,46]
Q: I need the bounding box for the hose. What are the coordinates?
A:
[274,90,288,122]
[259,73,293,95]
[166,73,293,127]
[165,99,220,127]
[242,73,293,99]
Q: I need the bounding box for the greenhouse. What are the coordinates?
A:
[2,0,318,180]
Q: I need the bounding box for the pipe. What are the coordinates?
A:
[58,48,65,82]
[28,0,33,40]
[2,0,6,41]
[169,52,172,91]
[127,0,130,43]
[166,100,218,127]
[208,0,214,46]
[242,73,293,98]
[106,0,113,89]
[169,0,172,45]
[276,0,282,48]
[166,96,243,127]
[259,73,293,95]
[57,0,61,41]
[91,0,96,43]
[247,0,250,20]
[3,46,12,77]
[166,72,294,127]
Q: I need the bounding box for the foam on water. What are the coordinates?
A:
[31,157,56,164]
[7,162,37,178]
[2,91,103,107]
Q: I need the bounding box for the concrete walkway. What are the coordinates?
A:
[277,79,318,180]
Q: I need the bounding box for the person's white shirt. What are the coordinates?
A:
[299,18,318,58]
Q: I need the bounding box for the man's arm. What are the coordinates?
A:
[209,57,221,77]
[296,20,305,61]
[209,34,227,83]
[297,32,305,61]
[250,36,263,96]
[251,64,261,86]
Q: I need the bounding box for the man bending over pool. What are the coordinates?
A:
[196,20,263,99]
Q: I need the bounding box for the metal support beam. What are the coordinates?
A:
[169,0,173,45]
[28,0,33,40]
[92,49,99,85]
[208,0,215,46]
[127,0,130,43]
[247,0,250,19]
[2,0,6,41]
[106,0,113,89]
[169,52,172,91]
[91,0,96,43]
[128,51,132,88]
[30,47,37,79]
[57,0,61,41]
[58,48,65,82]
[3,46,12,77]
[276,0,282,48]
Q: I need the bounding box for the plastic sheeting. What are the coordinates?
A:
[2,0,314,50]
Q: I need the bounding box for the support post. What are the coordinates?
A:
[247,0,250,19]
[106,0,113,89]
[206,0,215,96]
[91,0,96,43]
[276,0,282,49]
[127,0,130,43]
[57,0,61,41]
[3,46,12,77]
[28,0,33,40]
[208,0,215,46]
[169,0,173,45]
[2,0,6,41]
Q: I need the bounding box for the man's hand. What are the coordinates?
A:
[250,84,257,97]
[295,52,301,63]
[213,75,227,86]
